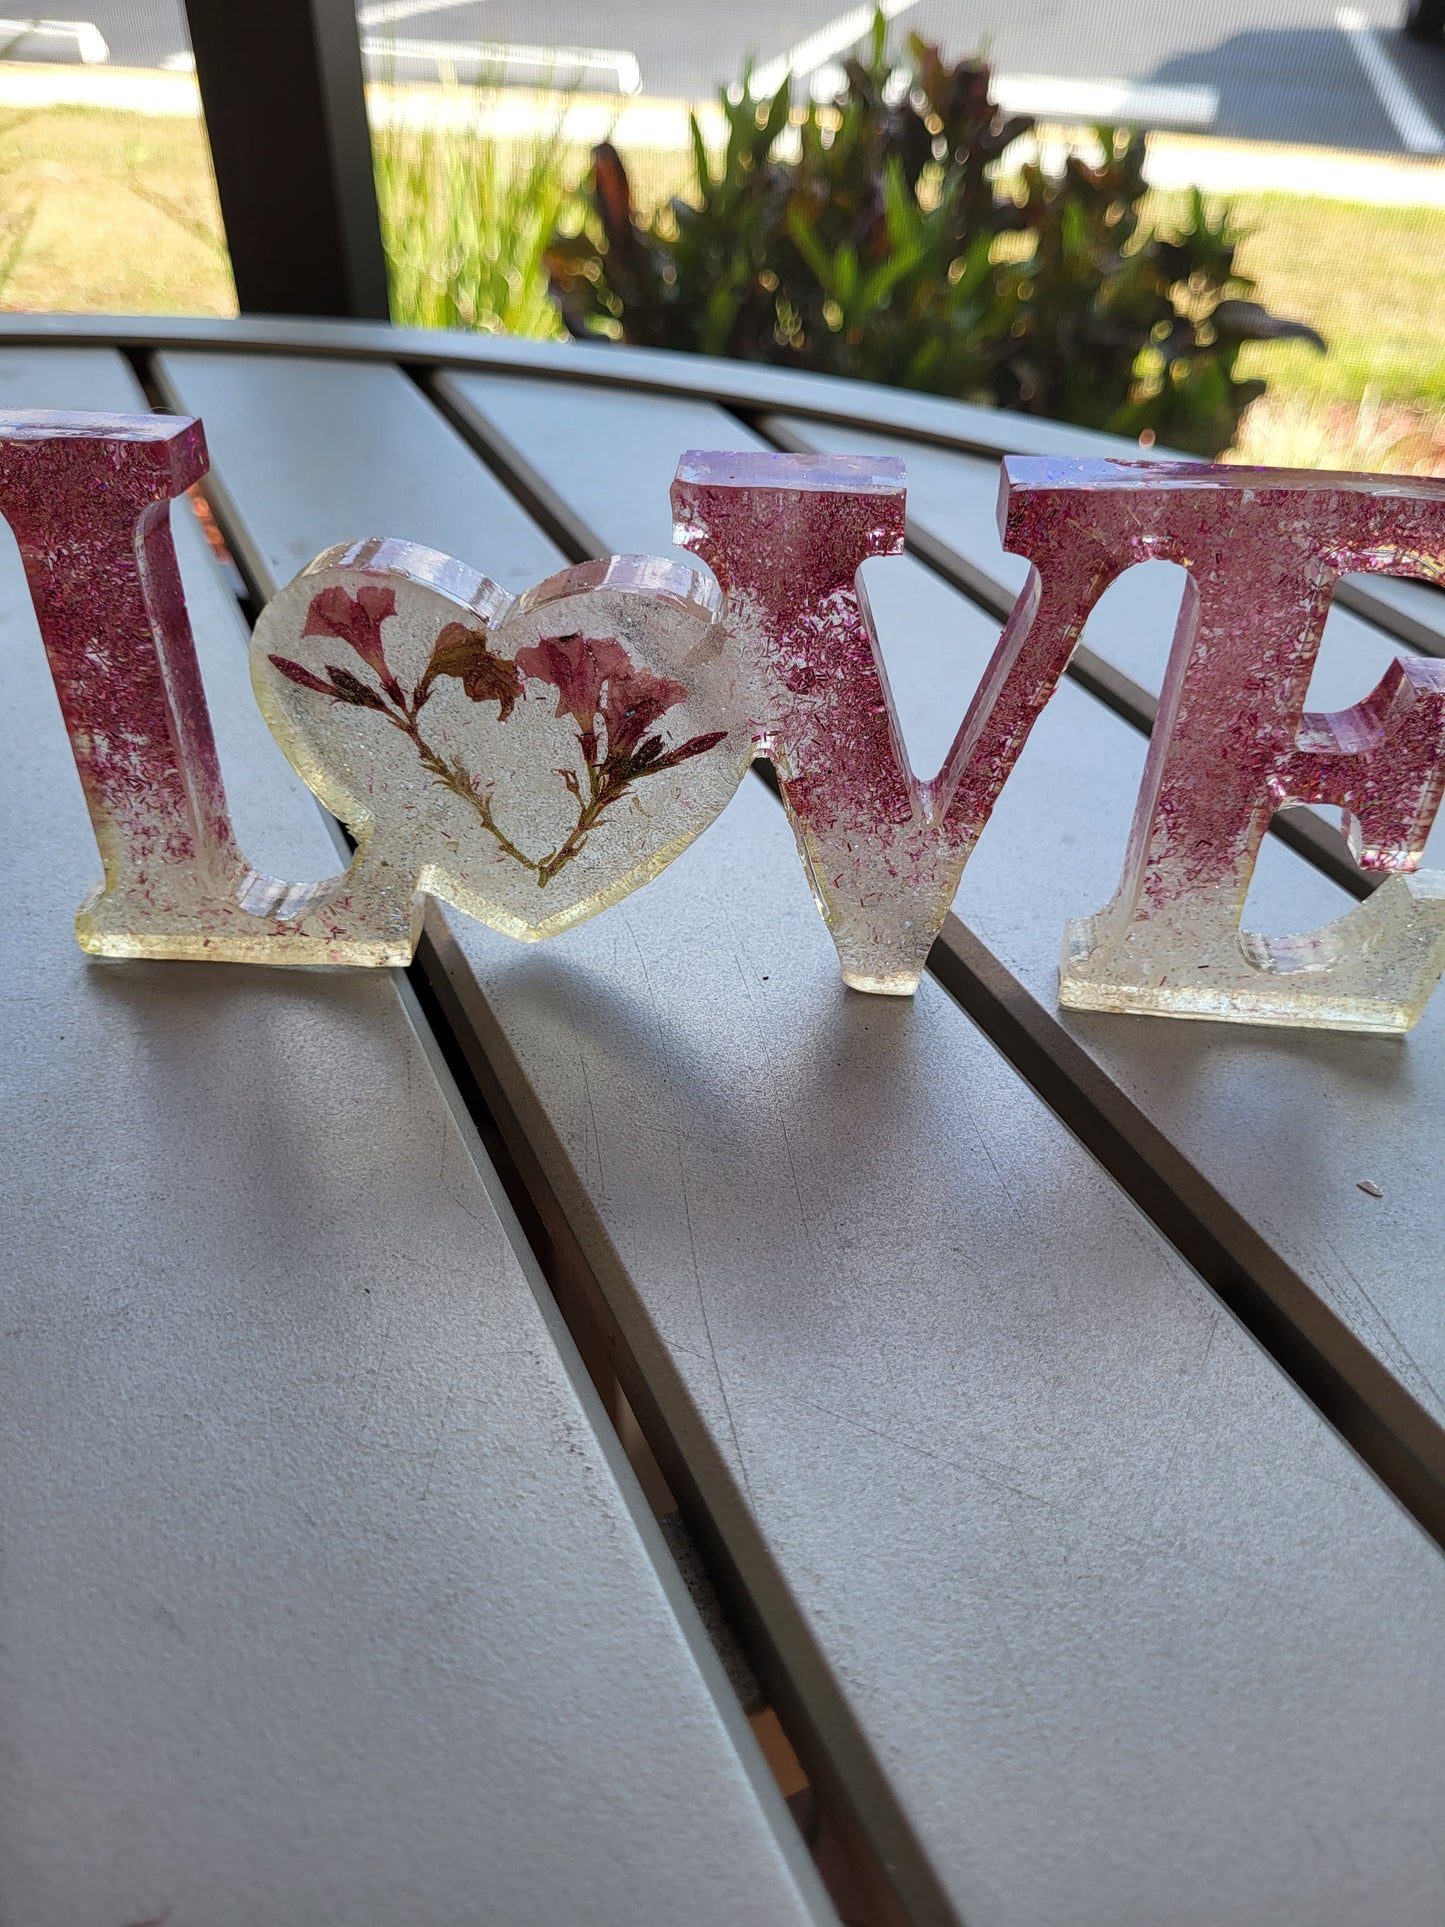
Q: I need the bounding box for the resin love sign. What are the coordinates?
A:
[7,407,1445,1033]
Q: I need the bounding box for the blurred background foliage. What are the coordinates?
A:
[375,100,576,337]
[547,14,1323,458]
[0,13,1440,470]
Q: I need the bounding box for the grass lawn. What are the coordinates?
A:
[2,105,1441,463]
[1159,189,1445,413]
[0,106,235,316]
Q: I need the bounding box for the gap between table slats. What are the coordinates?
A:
[0,345,834,1927]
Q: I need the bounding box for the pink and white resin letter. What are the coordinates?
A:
[1008,458,1445,1032]
[672,450,1090,993]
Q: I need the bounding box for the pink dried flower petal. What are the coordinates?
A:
[269,654,337,696]
[302,584,404,704]
[599,663,690,762]
[516,631,632,728]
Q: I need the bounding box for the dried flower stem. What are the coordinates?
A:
[535,761,624,886]
[382,704,545,874]
[381,688,632,885]
[280,591,723,889]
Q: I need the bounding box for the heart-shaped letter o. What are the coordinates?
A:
[253,539,754,942]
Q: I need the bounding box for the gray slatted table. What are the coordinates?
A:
[3,318,1444,1927]
[0,347,830,1927]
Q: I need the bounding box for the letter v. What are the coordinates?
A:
[672,450,1116,994]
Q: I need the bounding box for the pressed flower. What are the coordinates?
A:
[323,666,390,711]
[515,630,631,729]
[275,609,727,888]
[303,585,406,707]
[269,655,337,697]
[634,729,729,774]
[415,621,525,719]
[598,662,690,763]
[269,655,391,711]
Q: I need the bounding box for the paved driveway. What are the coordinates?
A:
[4,0,1444,153]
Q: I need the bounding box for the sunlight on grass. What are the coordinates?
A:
[1142,190,1445,424]
[1224,193,1445,413]
[1227,389,1445,476]
[0,105,234,315]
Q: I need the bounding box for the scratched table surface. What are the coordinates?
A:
[2,315,1443,1927]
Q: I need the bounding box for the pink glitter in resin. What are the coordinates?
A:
[672,450,1095,992]
[2,412,747,962]
[0,410,428,960]
[0,413,221,876]
[1009,457,1445,1031]
[675,449,1445,1027]
[0,412,255,949]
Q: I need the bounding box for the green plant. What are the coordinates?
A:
[546,13,1324,456]
[374,86,581,336]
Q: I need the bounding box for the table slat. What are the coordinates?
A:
[1339,571,1445,655]
[439,367,1445,1507]
[153,347,1445,1926]
[0,347,828,1927]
